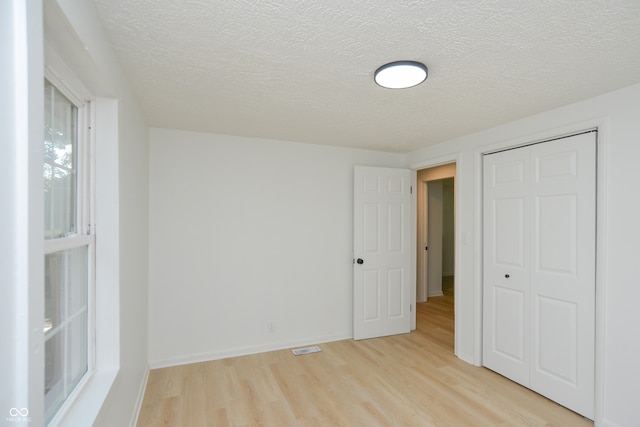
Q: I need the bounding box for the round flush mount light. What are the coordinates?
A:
[374,60,428,89]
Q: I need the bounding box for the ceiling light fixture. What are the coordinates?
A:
[374,60,428,89]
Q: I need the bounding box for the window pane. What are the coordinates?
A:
[45,330,64,420]
[67,314,88,388]
[44,247,88,334]
[44,246,89,425]
[44,80,77,239]
[68,248,88,315]
[44,252,65,334]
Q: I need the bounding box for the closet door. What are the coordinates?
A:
[529,133,596,418]
[483,132,596,419]
[483,147,531,386]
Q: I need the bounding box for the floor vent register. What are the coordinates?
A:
[291,346,322,356]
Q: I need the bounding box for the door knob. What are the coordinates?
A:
[356,258,364,264]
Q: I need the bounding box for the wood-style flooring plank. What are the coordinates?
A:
[137,286,592,427]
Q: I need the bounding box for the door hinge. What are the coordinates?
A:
[410,186,413,194]
[410,304,412,312]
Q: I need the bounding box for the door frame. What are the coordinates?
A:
[409,156,460,350]
[475,122,608,424]
[417,165,456,302]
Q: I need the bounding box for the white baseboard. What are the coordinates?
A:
[427,291,444,298]
[148,333,352,369]
[129,364,150,427]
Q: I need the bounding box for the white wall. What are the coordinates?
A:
[47,1,150,426]
[406,83,640,427]
[148,129,404,367]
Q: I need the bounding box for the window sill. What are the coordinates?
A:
[48,367,118,427]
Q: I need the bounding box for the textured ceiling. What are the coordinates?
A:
[92,0,640,153]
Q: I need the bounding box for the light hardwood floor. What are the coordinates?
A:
[137,284,592,426]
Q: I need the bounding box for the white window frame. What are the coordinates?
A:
[43,51,120,427]
[43,70,96,426]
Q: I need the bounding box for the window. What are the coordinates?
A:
[43,79,94,425]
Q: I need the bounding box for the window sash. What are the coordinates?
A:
[44,80,78,240]
[44,245,89,422]
[44,235,93,254]
[43,78,95,426]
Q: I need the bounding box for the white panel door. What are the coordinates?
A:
[483,147,531,386]
[483,132,596,419]
[529,133,596,418]
[354,166,411,340]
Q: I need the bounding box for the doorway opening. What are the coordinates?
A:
[415,163,456,353]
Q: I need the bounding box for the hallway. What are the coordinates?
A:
[416,276,454,353]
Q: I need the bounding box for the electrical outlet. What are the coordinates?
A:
[267,321,275,333]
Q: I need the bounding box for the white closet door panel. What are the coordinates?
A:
[530,133,596,419]
[494,287,526,359]
[483,148,530,386]
[483,132,596,420]
[536,194,577,274]
[494,197,526,267]
[536,296,578,383]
